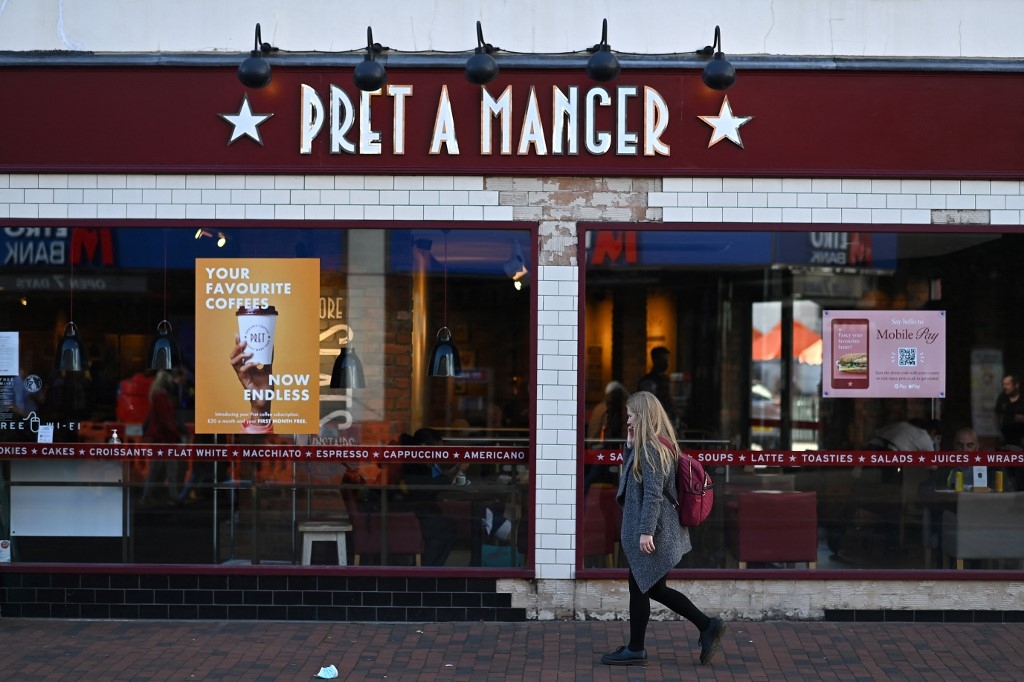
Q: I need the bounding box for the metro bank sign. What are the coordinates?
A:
[0,68,1020,177]
[2,228,114,267]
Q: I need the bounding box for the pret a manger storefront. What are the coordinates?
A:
[1,57,1023,621]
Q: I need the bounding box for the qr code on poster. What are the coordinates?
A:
[898,347,918,366]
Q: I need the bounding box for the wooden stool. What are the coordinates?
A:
[298,520,353,566]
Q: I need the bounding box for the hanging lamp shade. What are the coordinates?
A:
[55,322,84,372]
[330,346,366,388]
[428,327,462,377]
[148,320,181,371]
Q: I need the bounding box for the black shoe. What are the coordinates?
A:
[600,646,648,666]
[698,617,726,664]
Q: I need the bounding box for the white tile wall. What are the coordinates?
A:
[1,172,1021,614]
[653,178,1023,225]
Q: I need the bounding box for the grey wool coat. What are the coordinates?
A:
[616,441,691,593]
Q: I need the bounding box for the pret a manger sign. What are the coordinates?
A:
[821,310,946,399]
[224,82,751,154]
[298,84,677,156]
[3,67,1020,176]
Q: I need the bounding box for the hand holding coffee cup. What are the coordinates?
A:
[229,331,273,431]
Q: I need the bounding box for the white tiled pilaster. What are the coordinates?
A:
[535,264,579,579]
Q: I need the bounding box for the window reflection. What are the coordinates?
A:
[582,228,1024,571]
[0,226,532,568]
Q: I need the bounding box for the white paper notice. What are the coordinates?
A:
[0,331,18,376]
[36,423,54,443]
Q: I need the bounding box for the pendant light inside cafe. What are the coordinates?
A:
[148,230,181,371]
[55,229,84,372]
[330,341,365,389]
[427,230,462,377]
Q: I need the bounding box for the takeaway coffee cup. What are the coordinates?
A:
[236,306,278,366]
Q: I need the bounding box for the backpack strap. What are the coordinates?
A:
[656,436,681,508]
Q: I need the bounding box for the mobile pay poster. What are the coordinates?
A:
[821,310,946,399]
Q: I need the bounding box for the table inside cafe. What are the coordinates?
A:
[918,473,1024,569]
[343,476,524,567]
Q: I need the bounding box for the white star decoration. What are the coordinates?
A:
[219,94,273,146]
[699,96,753,148]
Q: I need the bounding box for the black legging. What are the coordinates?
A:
[628,570,711,651]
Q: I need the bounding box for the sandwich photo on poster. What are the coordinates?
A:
[195,258,320,435]
[821,309,946,398]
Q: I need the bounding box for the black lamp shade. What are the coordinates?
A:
[148,320,181,371]
[702,54,736,90]
[354,58,387,92]
[330,347,366,388]
[238,53,272,88]
[586,48,620,82]
[55,322,84,372]
[466,51,498,85]
[428,327,462,377]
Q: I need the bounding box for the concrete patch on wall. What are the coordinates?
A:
[538,221,577,265]
[932,209,990,224]
[501,578,1024,621]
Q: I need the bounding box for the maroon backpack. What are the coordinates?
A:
[658,436,714,527]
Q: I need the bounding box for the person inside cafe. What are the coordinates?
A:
[995,373,1024,447]
[826,419,938,558]
[139,370,186,506]
[584,380,630,496]
[945,425,980,488]
[637,347,675,427]
[394,427,466,566]
[918,424,979,565]
[587,381,629,443]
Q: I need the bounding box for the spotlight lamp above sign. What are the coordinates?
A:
[234,20,738,95]
[586,18,620,83]
[698,25,737,91]
[465,21,500,85]
[237,23,276,89]
[354,27,389,92]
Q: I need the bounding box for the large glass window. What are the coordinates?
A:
[582,226,1024,572]
[0,226,533,569]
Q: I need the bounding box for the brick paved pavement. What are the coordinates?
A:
[0,618,1020,681]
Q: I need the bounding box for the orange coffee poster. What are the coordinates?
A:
[195,258,320,435]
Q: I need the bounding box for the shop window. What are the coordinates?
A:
[0,226,533,570]
[581,226,1024,572]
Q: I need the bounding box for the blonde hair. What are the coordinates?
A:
[149,370,175,401]
[625,390,678,483]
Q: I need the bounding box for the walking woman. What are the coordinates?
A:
[600,391,726,666]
